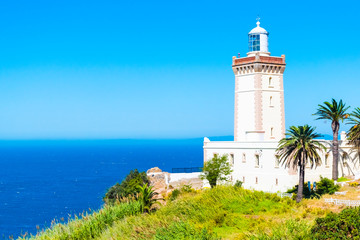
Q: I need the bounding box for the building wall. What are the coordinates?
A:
[203,140,359,192]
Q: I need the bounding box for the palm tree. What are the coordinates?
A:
[137,183,161,213]
[314,99,349,180]
[276,125,326,203]
[347,107,360,159]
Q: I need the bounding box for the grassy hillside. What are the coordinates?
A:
[20,186,334,240]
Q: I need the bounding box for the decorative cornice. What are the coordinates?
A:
[232,55,286,66]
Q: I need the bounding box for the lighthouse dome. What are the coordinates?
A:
[248,19,270,56]
[249,21,268,34]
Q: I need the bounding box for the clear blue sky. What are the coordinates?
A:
[0,0,359,139]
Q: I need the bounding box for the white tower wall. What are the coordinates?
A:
[233,54,286,142]
[260,34,268,53]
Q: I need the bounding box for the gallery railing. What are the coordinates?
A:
[171,167,202,173]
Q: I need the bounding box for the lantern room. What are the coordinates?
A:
[248,19,269,56]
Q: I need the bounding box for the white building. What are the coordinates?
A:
[203,20,358,192]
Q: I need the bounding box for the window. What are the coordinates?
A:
[255,154,260,167]
[255,177,258,184]
[271,127,274,137]
[248,34,260,52]
[243,176,245,183]
[276,178,278,186]
[242,153,246,163]
[269,96,273,107]
[325,153,329,167]
[269,77,273,87]
[230,153,234,166]
[275,155,280,168]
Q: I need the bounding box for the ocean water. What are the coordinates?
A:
[0,138,217,239]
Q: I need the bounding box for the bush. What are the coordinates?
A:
[286,183,319,199]
[181,184,194,193]
[349,182,359,187]
[311,207,360,239]
[234,180,243,188]
[169,189,181,201]
[316,177,340,195]
[200,154,232,188]
[286,177,340,199]
[104,169,149,204]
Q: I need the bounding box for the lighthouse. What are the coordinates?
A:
[232,19,286,141]
[203,19,348,192]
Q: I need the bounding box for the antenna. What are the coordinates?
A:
[256,15,260,27]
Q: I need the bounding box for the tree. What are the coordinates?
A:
[347,107,360,158]
[103,169,149,204]
[276,125,326,202]
[314,99,349,180]
[137,183,161,213]
[200,154,232,188]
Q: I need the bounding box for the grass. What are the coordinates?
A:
[19,185,342,240]
[337,177,351,182]
[18,201,142,240]
[97,186,328,240]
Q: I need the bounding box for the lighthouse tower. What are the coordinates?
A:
[233,19,286,141]
[203,19,348,192]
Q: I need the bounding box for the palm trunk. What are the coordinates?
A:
[296,159,305,203]
[332,121,340,180]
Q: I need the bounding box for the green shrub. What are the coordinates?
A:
[104,169,149,204]
[315,177,340,195]
[181,184,193,193]
[200,154,232,188]
[287,177,340,199]
[286,183,320,199]
[169,189,181,201]
[311,207,360,239]
[234,180,243,188]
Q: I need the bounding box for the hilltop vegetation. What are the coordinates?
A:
[19,185,345,240]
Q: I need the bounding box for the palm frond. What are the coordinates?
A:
[314,98,350,122]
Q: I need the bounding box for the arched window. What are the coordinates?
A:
[269,96,273,107]
[242,153,246,163]
[255,154,260,167]
[275,155,280,168]
[269,77,273,87]
[230,153,234,165]
[325,153,330,167]
[271,127,274,137]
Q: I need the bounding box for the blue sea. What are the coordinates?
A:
[0,138,232,239]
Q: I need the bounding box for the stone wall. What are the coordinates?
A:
[146,167,202,198]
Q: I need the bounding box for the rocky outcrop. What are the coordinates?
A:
[147,167,171,198]
[146,167,203,199]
